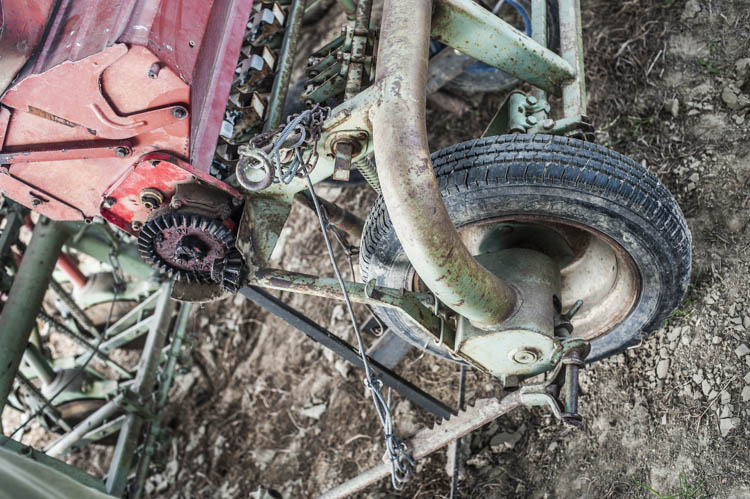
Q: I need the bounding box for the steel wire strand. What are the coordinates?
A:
[305,176,414,489]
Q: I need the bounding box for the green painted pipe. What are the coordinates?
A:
[0,218,69,413]
[371,0,517,327]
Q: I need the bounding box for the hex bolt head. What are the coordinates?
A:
[511,348,539,364]
[114,146,131,157]
[171,107,188,120]
[543,119,555,130]
[526,95,538,105]
[526,116,538,126]
[103,196,117,208]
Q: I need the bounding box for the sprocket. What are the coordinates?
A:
[137,212,236,283]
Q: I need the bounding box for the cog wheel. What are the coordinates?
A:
[137,212,236,283]
[211,248,247,293]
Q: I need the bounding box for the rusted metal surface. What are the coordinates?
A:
[558,0,587,117]
[294,191,364,239]
[320,393,524,498]
[263,0,306,131]
[250,267,453,346]
[371,0,517,328]
[430,0,575,96]
[455,249,560,381]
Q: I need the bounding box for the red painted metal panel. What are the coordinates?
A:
[190,0,255,172]
[0,0,57,93]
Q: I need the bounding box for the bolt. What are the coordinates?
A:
[171,106,188,120]
[147,62,161,79]
[131,221,143,232]
[171,198,183,209]
[103,196,117,208]
[543,119,555,130]
[526,95,538,105]
[31,198,41,207]
[511,348,539,364]
[526,116,538,126]
[114,146,130,157]
[188,40,196,47]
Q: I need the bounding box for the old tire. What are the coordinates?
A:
[360,134,691,363]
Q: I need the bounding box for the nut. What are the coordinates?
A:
[511,348,539,365]
[171,106,188,120]
[114,146,131,157]
[131,221,143,232]
[139,188,164,210]
[103,196,117,208]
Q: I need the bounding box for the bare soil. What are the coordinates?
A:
[7,0,750,497]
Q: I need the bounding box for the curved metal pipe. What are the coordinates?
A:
[370,0,517,327]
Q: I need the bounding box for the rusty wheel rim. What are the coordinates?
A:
[410,215,641,341]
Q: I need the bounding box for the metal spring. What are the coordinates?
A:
[355,155,381,193]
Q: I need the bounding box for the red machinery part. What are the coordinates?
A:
[0,0,253,230]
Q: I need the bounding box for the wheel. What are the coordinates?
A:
[442,0,560,94]
[360,134,691,363]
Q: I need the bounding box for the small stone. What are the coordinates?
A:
[719,417,740,437]
[729,303,737,317]
[720,390,731,405]
[720,405,732,418]
[701,380,712,396]
[681,0,700,20]
[334,359,350,379]
[656,359,670,379]
[666,98,680,118]
[744,316,750,329]
[661,414,667,425]
[490,428,524,452]
[735,343,750,357]
[744,372,750,384]
[712,335,723,345]
[667,328,681,342]
[742,385,750,402]
[736,58,750,82]
[693,372,704,384]
[299,403,327,420]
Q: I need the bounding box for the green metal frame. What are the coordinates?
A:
[238,0,588,358]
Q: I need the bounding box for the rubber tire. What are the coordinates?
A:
[360,134,691,363]
[444,0,560,94]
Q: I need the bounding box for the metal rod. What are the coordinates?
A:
[131,302,192,499]
[15,372,72,433]
[449,365,467,498]
[0,218,69,413]
[294,191,364,240]
[45,393,125,457]
[372,0,518,328]
[558,0,586,117]
[530,0,549,121]
[264,0,306,130]
[106,282,175,496]
[336,0,357,15]
[23,344,56,386]
[319,393,523,498]
[55,252,88,289]
[49,278,101,339]
[250,268,451,345]
[38,311,132,379]
[430,0,575,95]
[240,286,455,420]
[344,0,374,100]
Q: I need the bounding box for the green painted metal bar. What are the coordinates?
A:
[23,344,56,386]
[558,0,587,117]
[0,435,109,493]
[263,0,306,130]
[343,0,373,100]
[371,0,518,328]
[105,282,175,496]
[130,302,192,499]
[0,218,69,414]
[46,393,126,457]
[530,0,549,122]
[62,224,153,281]
[430,0,574,95]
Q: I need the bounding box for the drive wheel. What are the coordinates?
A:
[360,134,691,362]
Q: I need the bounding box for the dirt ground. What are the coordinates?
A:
[145,0,750,498]
[6,0,750,497]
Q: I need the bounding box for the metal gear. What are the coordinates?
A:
[137,212,236,283]
[211,248,246,293]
